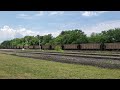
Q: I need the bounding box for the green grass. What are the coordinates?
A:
[0,53,120,79]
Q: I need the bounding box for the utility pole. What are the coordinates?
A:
[39,40,41,50]
[15,39,16,54]
[12,43,13,49]
[25,38,28,49]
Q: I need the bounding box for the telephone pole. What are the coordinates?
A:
[39,40,41,50]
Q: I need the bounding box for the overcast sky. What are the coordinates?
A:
[0,11,120,43]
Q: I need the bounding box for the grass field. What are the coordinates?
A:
[0,53,120,79]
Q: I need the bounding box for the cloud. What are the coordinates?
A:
[34,11,44,16]
[0,25,39,43]
[18,14,28,17]
[49,11,64,15]
[56,20,120,36]
[16,11,44,19]
[81,20,120,36]
[81,11,109,17]
[42,30,60,37]
[1,19,120,43]
[0,25,60,43]
[16,13,33,19]
[16,11,65,20]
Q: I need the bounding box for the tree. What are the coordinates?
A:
[88,28,120,43]
[54,29,88,44]
[42,34,53,45]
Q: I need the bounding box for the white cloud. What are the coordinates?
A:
[1,20,120,43]
[35,11,44,16]
[49,11,64,15]
[42,30,61,37]
[0,25,60,43]
[81,11,97,16]
[16,13,33,19]
[16,11,65,20]
[81,20,120,36]
[0,25,39,43]
[81,11,109,17]
[18,14,29,17]
[16,11,44,19]
[56,20,120,36]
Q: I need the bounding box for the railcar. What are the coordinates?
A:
[50,45,55,50]
[34,45,42,49]
[42,45,50,50]
[24,46,28,49]
[19,46,23,49]
[104,43,120,50]
[34,45,40,49]
[13,46,17,49]
[80,43,101,50]
[29,46,34,49]
[6,46,9,49]
[17,46,20,49]
[63,44,80,50]
[2,43,120,51]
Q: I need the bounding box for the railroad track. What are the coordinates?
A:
[1,49,120,60]
[1,49,120,55]
[1,49,120,69]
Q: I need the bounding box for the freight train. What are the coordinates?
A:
[2,43,120,50]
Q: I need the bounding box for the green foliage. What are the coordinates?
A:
[55,45,61,51]
[1,28,120,48]
[88,28,120,43]
[42,34,53,45]
[88,33,104,43]
[55,45,64,52]
[54,29,88,44]
[101,28,120,43]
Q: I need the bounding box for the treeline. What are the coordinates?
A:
[0,28,120,48]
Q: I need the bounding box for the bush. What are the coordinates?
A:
[55,45,61,51]
[55,45,64,52]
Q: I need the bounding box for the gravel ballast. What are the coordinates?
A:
[1,50,120,69]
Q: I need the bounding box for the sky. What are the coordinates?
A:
[0,11,120,43]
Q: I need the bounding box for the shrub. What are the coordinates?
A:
[55,45,64,52]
